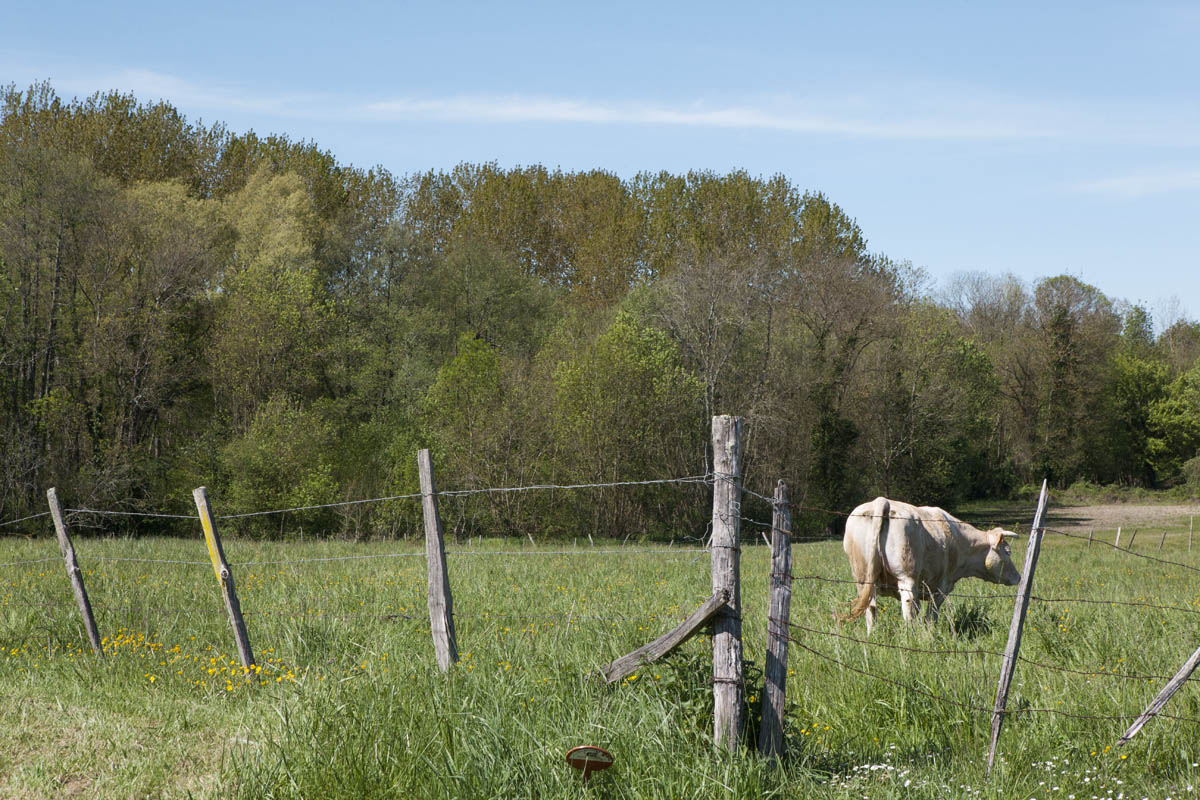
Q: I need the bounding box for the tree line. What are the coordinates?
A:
[2,82,1198,539]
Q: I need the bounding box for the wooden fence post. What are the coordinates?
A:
[1158,529,1167,552]
[711,415,744,752]
[757,480,792,760]
[987,479,1049,776]
[46,489,103,656]
[1114,526,1122,549]
[193,487,255,668]
[1128,529,1138,549]
[1087,529,1093,549]
[418,448,458,672]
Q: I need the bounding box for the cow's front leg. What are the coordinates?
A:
[898,580,919,622]
[926,588,947,623]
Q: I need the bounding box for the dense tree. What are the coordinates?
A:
[4,80,1200,537]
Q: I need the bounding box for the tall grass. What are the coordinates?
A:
[2,527,1199,798]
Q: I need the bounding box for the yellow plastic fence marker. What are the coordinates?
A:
[198,504,223,581]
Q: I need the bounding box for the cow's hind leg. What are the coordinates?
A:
[865,595,877,634]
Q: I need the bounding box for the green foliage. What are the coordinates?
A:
[212,169,329,427]
[553,312,704,478]
[221,395,339,537]
[551,312,705,536]
[1101,352,1170,485]
[423,333,505,481]
[863,302,1002,504]
[1148,366,1200,485]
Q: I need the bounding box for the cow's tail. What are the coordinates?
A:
[843,497,889,622]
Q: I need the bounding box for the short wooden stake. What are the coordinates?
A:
[1087,529,1093,549]
[1128,529,1138,549]
[47,488,103,656]
[1158,529,1167,552]
[987,479,1049,776]
[1118,641,1200,745]
[418,449,458,671]
[193,487,255,668]
[757,480,792,760]
[711,415,744,752]
[1114,526,1122,549]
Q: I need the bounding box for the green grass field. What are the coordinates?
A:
[2,517,1200,799]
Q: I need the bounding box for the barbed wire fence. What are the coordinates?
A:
[4,417,1200,766]
[0,460,724,679]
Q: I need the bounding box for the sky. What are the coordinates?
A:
[6,1,1199,324]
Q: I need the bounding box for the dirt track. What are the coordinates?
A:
[1045,503,1200,531]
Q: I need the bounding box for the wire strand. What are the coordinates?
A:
[0,511,51,528]
[0,556,59,568]
[1044,527,1200,574]
[436,475,712,497]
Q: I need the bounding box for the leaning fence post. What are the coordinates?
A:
[1128,529,1138,549]
[46,488,103,656]
[1118,641,1200,745]
[987,478,1049,776]
[757,480,792,760]
[1087,529,1093,549]
[1158,529,1167,552]
[710,415,744,752]
[193,487,255,668]
[1114,526,1122,549]
[418,448,458,671]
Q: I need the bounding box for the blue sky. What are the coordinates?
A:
[7,1,1199,324]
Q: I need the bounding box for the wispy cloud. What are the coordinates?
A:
[1074,169,1200,198]
[363,86,1200,148]
[363,94,1061,142]
[15,66,1200,149]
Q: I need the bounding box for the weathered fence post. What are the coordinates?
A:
[418,448,458,671]
[711,415,744,752]
[1128,529,1138,549]
[1158,529,1167,552]
[46,489,103,656]
[987,479,1049,776]
[193,487,255,668]
[1087,529,1093,549]
[1114,526,1122,549]
[757,480,792,760]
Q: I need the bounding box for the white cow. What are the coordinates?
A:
[842,497,1020,633]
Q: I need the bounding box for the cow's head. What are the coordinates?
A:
[985,529,1021,585]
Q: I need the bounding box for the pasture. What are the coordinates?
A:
[2,506,1199,799]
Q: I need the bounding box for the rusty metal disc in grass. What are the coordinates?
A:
[565,745,614,781]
